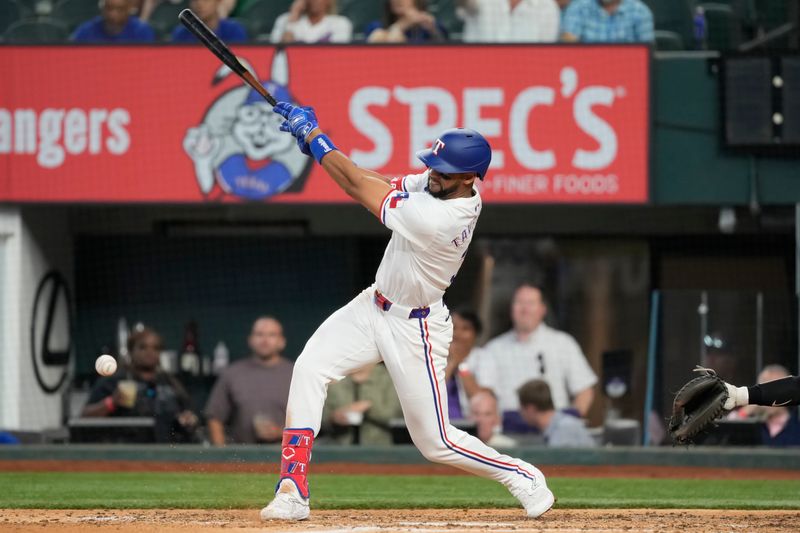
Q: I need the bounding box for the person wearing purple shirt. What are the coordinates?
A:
[444,310,484,420]
[72,0,155,43]
[171,0,248,43]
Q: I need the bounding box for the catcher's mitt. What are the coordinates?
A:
[668,366,729,444]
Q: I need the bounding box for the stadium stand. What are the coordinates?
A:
[52,0,100,33]
[0,1,24,36]
[148,0,188,41]
[235,0,292,42]
[3,0,795,47]
[3,18,68,43]
[653,29,685,50]
[13,0,44,16]
[699,3,742,51]
[428,0,463,37]
[338,0,383,40]
[642,0,695,49]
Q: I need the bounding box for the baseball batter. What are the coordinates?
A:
[260,102,555,521]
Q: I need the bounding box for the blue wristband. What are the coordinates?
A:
[309,134,337,164]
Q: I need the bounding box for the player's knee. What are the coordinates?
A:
[411,434,451,464]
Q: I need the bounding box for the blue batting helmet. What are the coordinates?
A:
[416,128,492,180]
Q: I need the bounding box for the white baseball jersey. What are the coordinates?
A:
[375,171,481,307]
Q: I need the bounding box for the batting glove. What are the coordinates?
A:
[274,102,318,141]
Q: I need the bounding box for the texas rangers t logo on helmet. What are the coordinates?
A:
[432,139,446,155]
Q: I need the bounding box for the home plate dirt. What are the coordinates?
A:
[1,509,798,533]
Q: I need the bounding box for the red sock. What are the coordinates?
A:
[278,428,314,498]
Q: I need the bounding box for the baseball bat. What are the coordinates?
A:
[178,9,277,106]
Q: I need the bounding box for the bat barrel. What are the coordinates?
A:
[178,9,277,106]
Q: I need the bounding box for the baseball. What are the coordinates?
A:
[95,354,118,376]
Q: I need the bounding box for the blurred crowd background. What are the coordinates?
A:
[0,0,794,51]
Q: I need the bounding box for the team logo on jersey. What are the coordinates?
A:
[389,191,410,209]
[183,51,312,201]
[432,139,446,155]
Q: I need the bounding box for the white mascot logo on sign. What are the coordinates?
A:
[183,51,312,200]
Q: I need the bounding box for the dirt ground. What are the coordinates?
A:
[1,508,799,533]
[2,462,797,532]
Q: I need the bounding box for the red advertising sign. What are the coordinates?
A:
[0,45,649,203]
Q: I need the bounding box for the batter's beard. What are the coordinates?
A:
[428,178,460,199]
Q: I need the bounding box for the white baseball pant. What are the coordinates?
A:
[285,285,543,487]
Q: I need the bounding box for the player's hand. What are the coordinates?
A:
[274,102,318,141]
[294,128,314,157]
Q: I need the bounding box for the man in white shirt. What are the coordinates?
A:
[271,0,352,43]
[457,0,560,43]
[260,102,554,521]
[476,284,597,423]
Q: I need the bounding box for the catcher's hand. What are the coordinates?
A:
[668,366,730,444]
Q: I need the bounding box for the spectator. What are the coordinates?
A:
[321,362,402,445]
[271,0,352,43]
[82,327,198,443]
[470,390,517,448]
[139,0,236,21]
[518,379,596,447]
[475,283,597,427]
[728,364,800,447]
[444,309,484,420]
[205,317,293,445]
[457,0,560,43]
[72,0,156,43]
[561,0,653,43]
[366,0,447,43]
[172,0,247,43]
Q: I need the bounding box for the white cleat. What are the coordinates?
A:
[509,476,555,518]
[260,479,310,521]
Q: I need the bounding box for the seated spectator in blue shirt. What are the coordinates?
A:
[72,0,156,43]
[518,379,597,447]
[561,0,653,43]
[172,0,247,43]
[366,0,446,43]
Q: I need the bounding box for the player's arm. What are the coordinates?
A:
[572,387,594,417]
[273,102,391,217]
[357,166,393,185]
[310,143,392,217]
[734,375,800,408]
